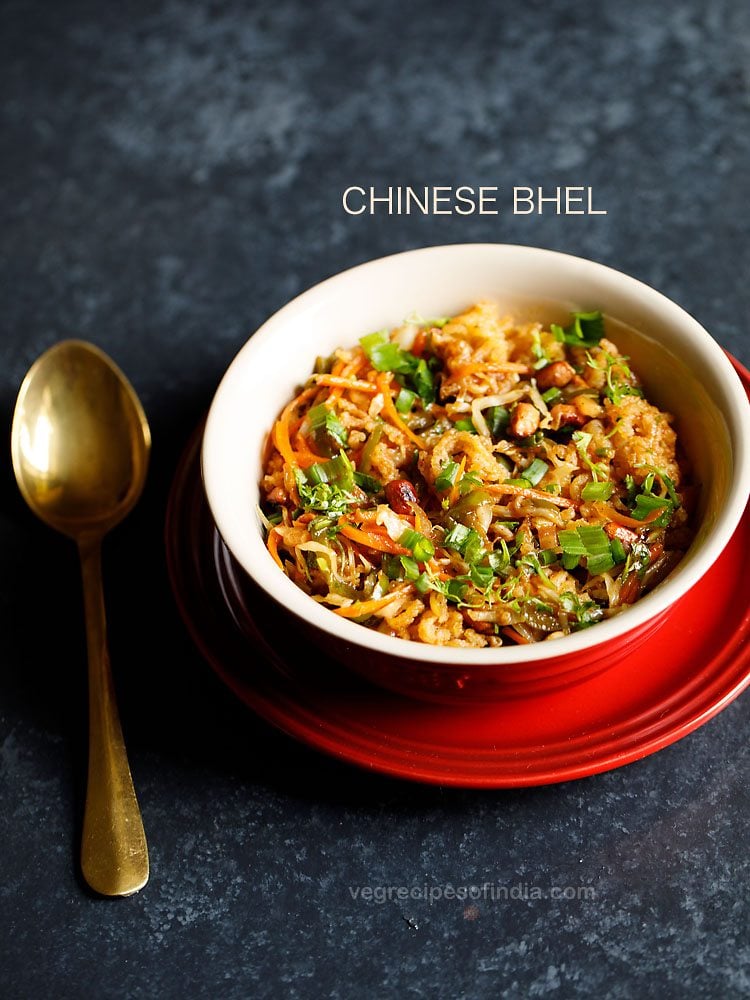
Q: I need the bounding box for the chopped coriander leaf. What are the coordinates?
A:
[399,529,435,563]
[524,458,549,487]
[469,563,494,589]
[623,539,651,579]
[581,481,614,502]
[454,417,477,433]
[586,349,643,406]
[572,430,608,482]
[559,592,604,628]
[551,310,605,348]
[444,579,468,603]
[435,461,459,492]
[515,552,552,583]
[487,541,511,573]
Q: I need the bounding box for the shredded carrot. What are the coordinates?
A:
[339,523,409,555]
[267,529,284,570]
[502,627,530,645]
[310,375,378,394]
[333,587,410,618]
[376,373,427,449]
[448,455,467,507]
[272,387,319,472]
[594,502,662,528]
[412,329,428,357]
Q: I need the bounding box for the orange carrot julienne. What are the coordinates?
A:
[267,529,284,570]
[339,523,409,555]
[594,502,662,528]
[502,627,530,645]
[333,587,410,618]
[412,329,428,357]
[376,373,426,449]
[311,375,379,393]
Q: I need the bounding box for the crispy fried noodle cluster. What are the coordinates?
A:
[260,303,694,647]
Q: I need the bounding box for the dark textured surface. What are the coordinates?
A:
[1,1,749,997]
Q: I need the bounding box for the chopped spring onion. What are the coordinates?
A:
[400,555,420,580]
[541,387,562,404]
[443,523,484,563]
[586,552,615,576]
[395,388,417,413]
[399,528,435,562]
[458,472,483,495]
[454,417,477,434]
[581,480,614,502]
[359,421,383,473]
[435,461,459,492]
[307,403,349,448]
[631,493,674,525]
[524,458,549,487]
[353,471,382,494]
[610,537,627,563]
[485,405,510,438]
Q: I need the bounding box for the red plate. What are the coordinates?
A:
[165,362,750,788]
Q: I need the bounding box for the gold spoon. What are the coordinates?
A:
[11,340,150,896]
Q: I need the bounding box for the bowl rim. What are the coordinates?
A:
[202,243,750,665]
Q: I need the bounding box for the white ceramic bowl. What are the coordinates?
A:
[201,244,750,699]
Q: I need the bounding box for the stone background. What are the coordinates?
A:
[1,1,748,997]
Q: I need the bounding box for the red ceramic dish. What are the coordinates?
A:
[166,359,750,787]
[202,246,750,700]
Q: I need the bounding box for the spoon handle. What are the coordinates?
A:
[78,538,149,896]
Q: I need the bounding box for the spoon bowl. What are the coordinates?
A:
[12,340,150,537]
[11,339,151,897]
